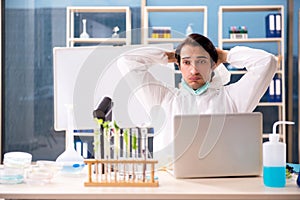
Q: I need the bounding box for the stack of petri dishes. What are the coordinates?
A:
[0,152,32,184]
[24,160,63,185]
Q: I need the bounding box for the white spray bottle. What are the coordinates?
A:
[263,121,294,187]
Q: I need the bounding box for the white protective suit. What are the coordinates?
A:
[117,46,277,165]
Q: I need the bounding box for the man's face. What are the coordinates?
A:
[180,45,214,90]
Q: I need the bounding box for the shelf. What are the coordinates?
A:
[218,5,285,49]
[142,4,207,44]
[67,38,127,45]
[258,102,283,107]
[66,6,131,47]
[145,6,207,12]
[146,38,185,43]
[67,6,130,13]
[73,133,94,137]
[228,70,247,75]
[229,69,283,75]
[219,5,283,12]
[221,38,283,43]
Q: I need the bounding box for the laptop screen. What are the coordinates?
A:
[172,112,262,178]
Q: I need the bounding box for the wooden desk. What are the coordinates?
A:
[0,170,299,200]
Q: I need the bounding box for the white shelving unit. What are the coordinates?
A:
[218,5,285,141]
[66,6,131,47]
[141,4,207,44]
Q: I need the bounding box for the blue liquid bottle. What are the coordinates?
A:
[263,121,294,188]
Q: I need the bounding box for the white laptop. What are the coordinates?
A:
[172,112,262,178]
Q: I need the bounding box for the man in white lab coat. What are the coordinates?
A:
[117,33,277,166]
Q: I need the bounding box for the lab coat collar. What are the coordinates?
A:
[181,78,210,95]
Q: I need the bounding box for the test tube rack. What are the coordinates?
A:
[84,159,159,187]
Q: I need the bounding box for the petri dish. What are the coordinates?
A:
[0,167,24,184]
[25,165,54,185]
[3,152,32,169]
[36,160,62,176]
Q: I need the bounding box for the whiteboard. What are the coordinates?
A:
[53,44,174,131]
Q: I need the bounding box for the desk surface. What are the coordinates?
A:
[0,170,299,200]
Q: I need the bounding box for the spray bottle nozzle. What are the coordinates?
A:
[270,121,294,142]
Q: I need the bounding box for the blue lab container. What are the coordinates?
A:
[263,133,286,188]
[263,166,286,187]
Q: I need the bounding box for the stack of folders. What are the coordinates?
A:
[268,75,282,102]
[74,130,94,159]
[265,13,281,38]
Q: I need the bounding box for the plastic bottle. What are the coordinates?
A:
[80,19,89,38]
[185,23,193,36]
[112,26,120,38]
[263,121,294,187]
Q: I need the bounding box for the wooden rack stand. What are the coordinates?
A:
[84,159,159,187]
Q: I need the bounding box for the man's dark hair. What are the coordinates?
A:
[175,33,218,66]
